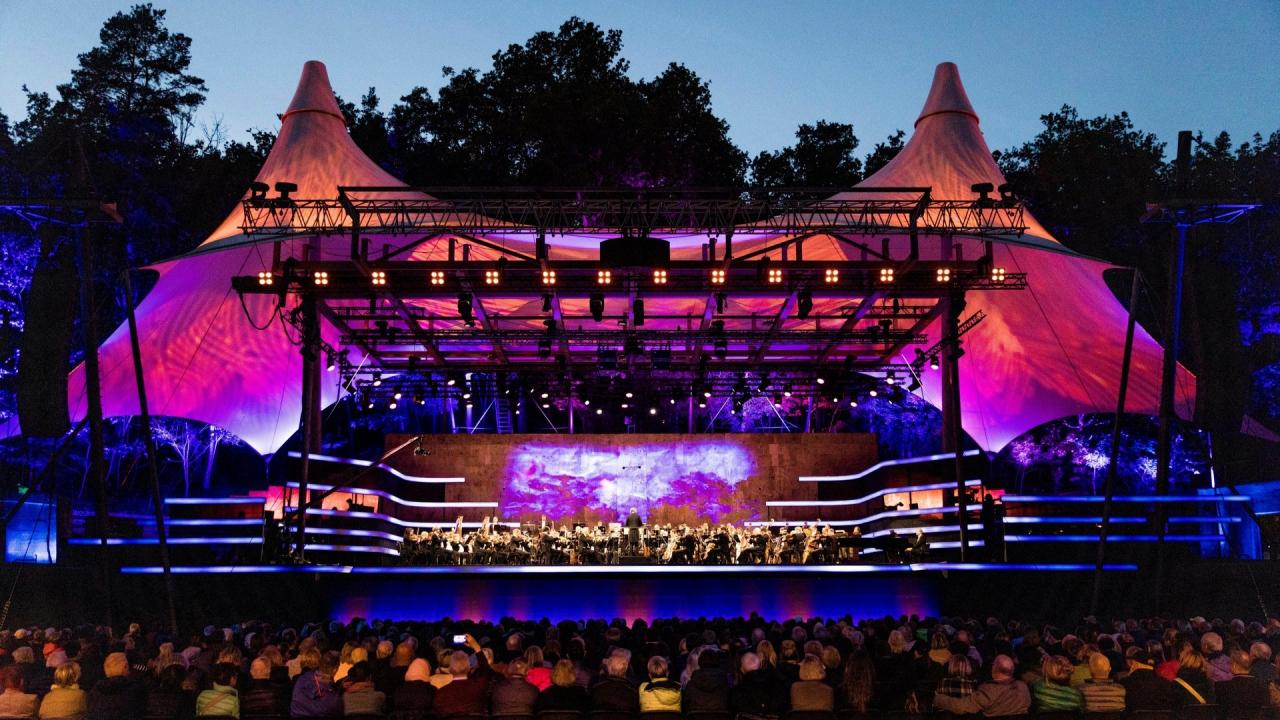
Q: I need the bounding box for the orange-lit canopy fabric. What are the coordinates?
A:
[10,60,1193,454]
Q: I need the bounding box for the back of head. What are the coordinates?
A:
[946,654,971,678]
[103,652,129,679]
[346,660,371,684]
[605,654,629,678]
[350,647,368,664]
[298,647,322,672]
[448,651,471,677]
[1231,649,1252,675]
[54,661,81,689]
[552,658,576,687]
[1127,646,1151,666]
[507,657,529,678]
[1251,642,1273,662]
[739,652,760,674]
[647,655,668,680]
[404,658,432,683]
[798,654,825,682]
[1088,652,1111,680]
[11,646,33,665]
[699,649,721,670]
[991,654,1015,681]
[250,656,271,681]
[377,640,394,660]
[1043,655,1073,685]
[0,665,24,692]
[1201,632,1224,655]
[211,662,238,688]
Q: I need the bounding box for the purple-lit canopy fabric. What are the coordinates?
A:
[17,60,1193,454]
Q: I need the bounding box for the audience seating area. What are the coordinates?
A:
[1,613,1278,720]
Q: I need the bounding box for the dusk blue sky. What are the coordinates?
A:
[2,0,1278,158]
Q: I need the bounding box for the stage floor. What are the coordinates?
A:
[118,562,1138,575]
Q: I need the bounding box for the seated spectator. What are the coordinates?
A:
[1031,655,1083,713]
[429,649,454,689]
[143,663,192,720]
[936,654,976,701]
[290,647,340,718]
[196,662,240,718]
[790,654,835,712]
[340,661,384,717]
[491,657,538,716]
[1250,642,1276,685]
[932,654,1030,717]
[237,656,286,717]
[682,649,729,713]
[1201,632,1232,682]
[391,658,435,718]
[86,652,143,720]
[0,665,37,720]
[1119,646,1175,713]
[535,659,588,713]
[432,639,493,717]
[1216,649,1267,718]
[638,656,680,713]
[820,646,842,687]
[38,661,86,720]
[1172,646,1216,707]
[1081,652,1125,713]
[377,641,414,695]
[524,645,552,691]
[838,649,876,714]
[590,655,638,714]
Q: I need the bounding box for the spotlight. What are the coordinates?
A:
[710,268,726,285]
[816,375,826,385]
[484,269,501,286]
[703,390,713,399]
[649,407,657,416]
[596,408,603,415]
[372,371,382,387]
[868,389,878,398]
[783,386,792,398]
[878,267,895,283]
[394,389,403,400]
[429,270,446,286]
[621,403,629,409]
[849,399,858,407]
[457,293,474,326]
[625,391,634,399]
[652,269,668,285]
[584,399,591,406]
[541,403,549,409]
[541,392,550,399]
[929,357,940,371]
[971,182,996,208]
[312,271,328,286]
[935,267,951,283]
[633,298,645,326]
[796,290,813,319]
[370,270,387,286]
[767,267,783,284]
[389,400,398,410]
[541,269,557,285]
[597,269,612,285]
[462,391,471,400]
[446,375,458,387]
[698,402,707,408]
[991,266,1007,283]
[256,271,274,286]
[824,268,840,284]
[589,293,605,322]
[885,372,896,386]
[325,353,336,372]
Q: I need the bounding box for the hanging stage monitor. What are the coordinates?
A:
[599,236,670,269]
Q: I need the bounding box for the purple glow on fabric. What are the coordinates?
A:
[502,442,755,522]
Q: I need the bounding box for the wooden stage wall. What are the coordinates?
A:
[385,433,876,526]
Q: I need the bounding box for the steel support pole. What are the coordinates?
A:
[1091,269,1141,615]
[1154,223,1187,608]
[943,290,969,561]
[78,223,114,628]
[295,294,322,561]
[123,271,178,635]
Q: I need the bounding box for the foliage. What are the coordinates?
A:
[751,121,862,188]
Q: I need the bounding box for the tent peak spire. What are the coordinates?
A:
[915,62,979,128]
[282,60,345,124]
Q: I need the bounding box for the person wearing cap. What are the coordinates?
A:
[86,652,142,720]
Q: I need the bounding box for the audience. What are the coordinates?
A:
[0,610,1278,719]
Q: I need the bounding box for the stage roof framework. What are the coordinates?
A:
[26,60,1194,454]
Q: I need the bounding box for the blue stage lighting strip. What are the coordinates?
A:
[799,450,984,482]
[281,507,517,529]
[1003,516,1240,524]
[284,526,404,542]
[283,482,498,509]
[1002,495,1249,503]
[68,537,262,546]
[767,480,983,507]
[303,544,400,555]
[1005,534,1225,543]
[285,452,466,483]
[117,562,1140,575]
[746,505,960,528]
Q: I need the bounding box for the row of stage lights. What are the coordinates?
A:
[256,263,1009,289]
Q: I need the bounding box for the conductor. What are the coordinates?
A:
[624,507,644,553]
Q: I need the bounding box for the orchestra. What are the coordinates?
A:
[395,515,930,566]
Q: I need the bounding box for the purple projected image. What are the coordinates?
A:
[502,443,756,523]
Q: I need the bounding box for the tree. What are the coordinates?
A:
[863,129,905,177]
[751,120,862,187]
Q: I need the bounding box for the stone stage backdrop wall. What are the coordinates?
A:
[385,433,876,526]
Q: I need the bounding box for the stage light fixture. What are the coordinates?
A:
[541,293,553,312]
[669,397,676,405]
[652,269,667,285]
[703,390,713,399]
[389,400,398,410]
[370,270,387,286]
[824,268,840,284]
[783,386,793,398]
[462,391,471,400]
[767,267,783,284]
[541,269,557,285]
[971,182,996,208]
[597,269,612,285]
[991,266,1007,283]
[816,375,826,385]
[325,353,336,372]
[929,357,940,371]
[878,267,895,283]
[710,268,726,285]
[256,271,274,286]
[446,376,457,387]
[796,290,813,319]
[850,399,858,407]
[457,293,474,326]
[885,372,896,386]
[312,271,328,286]
[649,407,657,415]
[413,391,424,405]
[429,270,446,286]
[868,388,878,397]
[372,372,382,387]
[467,401,474,409]
[541,403,549,409]
[621,403,629,409]
[589,293,605,322]
[935,267,951,283]
[394,389,403,400]
[484,269,501,285]
[633,298,645,326]
[596,408,603,415]
[698,401,707,408]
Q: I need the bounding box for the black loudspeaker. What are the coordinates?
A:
[599,236,670,268]
[18,237,77,438]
